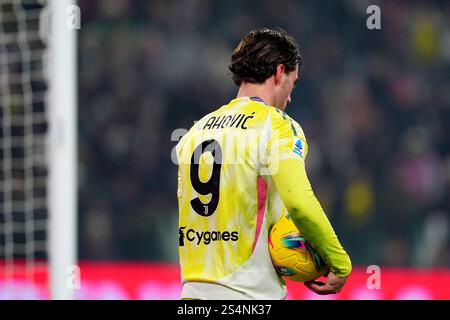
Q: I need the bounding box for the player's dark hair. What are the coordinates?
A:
[229,28,302,86]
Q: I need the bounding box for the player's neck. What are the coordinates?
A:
[236,83,275,107]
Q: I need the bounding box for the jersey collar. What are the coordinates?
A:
[249,96,267,105]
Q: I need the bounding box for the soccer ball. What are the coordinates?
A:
[269,214,329,282]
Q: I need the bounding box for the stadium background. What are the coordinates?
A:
[2,0,450,299]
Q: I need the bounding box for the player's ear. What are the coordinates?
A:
[274,64,285,85]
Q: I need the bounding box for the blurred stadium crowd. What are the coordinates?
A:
[77,0,450,268]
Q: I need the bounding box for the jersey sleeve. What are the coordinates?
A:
[265,109,308,169]
[265,110,352,278]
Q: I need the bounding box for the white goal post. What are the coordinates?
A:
[47,0,78,300]
[0,0,77,300]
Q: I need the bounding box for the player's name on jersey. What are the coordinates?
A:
[202,112,255,130]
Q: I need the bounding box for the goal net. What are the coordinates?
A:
[0,0,77,299]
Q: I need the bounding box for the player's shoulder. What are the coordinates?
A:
[176,111,212,146]
[176,102,231,146]
[266,107,307,141]
[290,116,306,141]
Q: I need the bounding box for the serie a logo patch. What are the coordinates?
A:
[293,138,304,158]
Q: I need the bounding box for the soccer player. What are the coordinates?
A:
[176,28,351,299]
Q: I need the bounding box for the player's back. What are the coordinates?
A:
[176,96,287,299]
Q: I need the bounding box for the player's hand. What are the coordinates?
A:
[304,272,348,295]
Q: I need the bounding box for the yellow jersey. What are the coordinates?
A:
[176,96,351,300]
